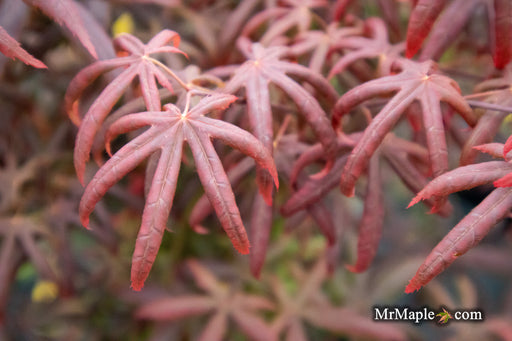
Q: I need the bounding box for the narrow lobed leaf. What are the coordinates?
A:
[493,0,512,69]
[406,187,512,293]
[130,127,184,291]
[184,123,251,254]
[24,0,98,58]
[408,161,512,208]
[197,312,228,341]
[346,155,384,273]
[405,0,447,58]
[0,25,47,68]
[135,296,215,320]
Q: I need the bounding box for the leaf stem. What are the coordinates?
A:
[466,100,512,113]
[274,114,292,148]
[464,89,507,99]
[148,57,191,91]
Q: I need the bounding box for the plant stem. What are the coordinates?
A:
[466,100,512,113]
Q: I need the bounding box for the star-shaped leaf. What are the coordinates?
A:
[271,259,406,340]
[287,21,362,73]
[65,30,186,184]
[223,40,338,201]
[332,59,476,197]
[79,93,278,290]
[136,260,277,341]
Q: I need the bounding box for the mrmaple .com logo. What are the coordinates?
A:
[373,306,484,325]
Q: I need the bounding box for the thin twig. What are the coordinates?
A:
[466,100,512,113]
[464,89,508,99]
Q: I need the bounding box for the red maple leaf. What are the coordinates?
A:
[332,58,476,197]
[406,142,512,293]
[136,260,277,341]
[79,93,278,290]
[0,25,46,69]
[65,30,186,184]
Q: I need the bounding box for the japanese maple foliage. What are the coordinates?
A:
[5,0,512,339]
[0,25,46,69]
[406,0,512,68]
[406,143,512,292]
[61,0,511,298]
[136,260,277,341]
[80,93,278,290]
[332,58,476,197]
[65,29,186,184]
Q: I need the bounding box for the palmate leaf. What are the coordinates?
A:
[79,94,278,290]
[220,39,337,208]
[65,30,186,184]
[0,25,46,68]
[406,143,512,292]
[224,39,338,161]
[332,58,476,197]
[271,259,406,341]
[136,260,277,341]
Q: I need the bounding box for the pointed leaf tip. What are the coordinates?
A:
[340,184,355,197]
[503,135,512,159]
[0,25,48,68]
[407,195,422,209]
[404,284,418,294]
[131,281,143,291]
[235,241,250,255]
[494,175,512,188]
[345,264,363,273]
[79,214,90,230]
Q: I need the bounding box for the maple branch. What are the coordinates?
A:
[466,100,512,113]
